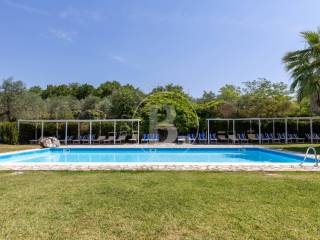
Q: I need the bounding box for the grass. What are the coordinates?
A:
[266,143,320,154]
[0,144,39,153]
[0,171,320,239]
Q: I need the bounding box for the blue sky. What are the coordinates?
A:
[0,0,319,97]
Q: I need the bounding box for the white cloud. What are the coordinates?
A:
[111,55,126,64]
[49,29,78,42]
[59,7,104,23]
[3,0,48,15]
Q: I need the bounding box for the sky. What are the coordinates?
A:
[0,0,319,97]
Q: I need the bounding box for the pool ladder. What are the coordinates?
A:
[300,147,318,167]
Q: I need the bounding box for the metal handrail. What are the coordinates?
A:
[300,147,318,167]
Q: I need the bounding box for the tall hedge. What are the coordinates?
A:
[0,122,19,144]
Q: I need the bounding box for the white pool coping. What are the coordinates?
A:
[0,145,318,171]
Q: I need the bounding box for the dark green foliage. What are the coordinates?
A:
[138,91,198,134]
[0,122,18,144]
[96,81,121,97]
[0,76,314,134]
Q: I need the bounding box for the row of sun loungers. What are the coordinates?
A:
[30,133,139,144]
[62,134,138,144]
[141,134,160,143]
[177,132,307,144]
[30,132,314,144]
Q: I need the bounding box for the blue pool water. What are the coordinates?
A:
[0,148,312,164]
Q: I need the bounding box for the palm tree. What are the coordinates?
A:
[283,29,320,109]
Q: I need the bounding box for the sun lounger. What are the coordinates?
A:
[263,133,272,142]
[141,133,149,143]
[267,133,280,143]
[258,133,270,143]
[209,133,218,144]
[198,133,207,144]
[72,136,83,144]
[103,134,115,144]
[292,133,305,143]
[177,136,186,144]
[305,133,312,142]
[82,135,94,144]
[116,134,127,143]
[305,133,319,143]
[92,136,106,144]
[247,134,259,142]
[217,134,228,142]
[228,134,239,143]
[59,136,73,144]
[277,133,286,142]
[238,133,248,143]
[187,133,196,143]
[128,134,138,143]
[149,133,159,143]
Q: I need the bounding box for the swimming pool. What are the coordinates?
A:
[0,147,314,165]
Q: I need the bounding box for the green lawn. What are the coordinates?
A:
[266,143,320,154]
[0,171,320,239]
[0,144,39,153]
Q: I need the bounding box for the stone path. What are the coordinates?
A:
[0,163,319,171]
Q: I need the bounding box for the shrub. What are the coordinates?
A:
[0,122,19,144]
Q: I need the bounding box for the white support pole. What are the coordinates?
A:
[232,120,235,144]
[114,121,116,145]
[258,119,261,144]
[207,120,210,144]
[285,118,288,144]
[65,121,68,145]
[41,121,44,138]
[310,118,313,144]
[137,121,140,144]
[89,120,92,145]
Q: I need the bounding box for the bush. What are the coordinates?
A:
[0,122,19,144]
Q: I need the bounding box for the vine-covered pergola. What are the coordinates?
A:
[18,119,141,144]
[207,117,320,144]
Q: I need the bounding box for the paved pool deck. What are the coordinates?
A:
[0,144,319,171]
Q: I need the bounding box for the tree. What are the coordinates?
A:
[151,84,184,94]
[109,86,144,118]
[0,77,26,121]
[238,79,293,117]
[197,91,216,103]
[19,92,47,120]
[69,83,95,100]
[79,95,101,119]
[216,85,241,117]
[41,84,70,99]
[29,86,42,95]
[138,91,198,134]
[217,85,241,103]
[283,28,320,112]
[96,81,121,98]
[46,96,80,119]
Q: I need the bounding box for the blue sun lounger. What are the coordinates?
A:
[187,133,196,143]
[209,133,218,144]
